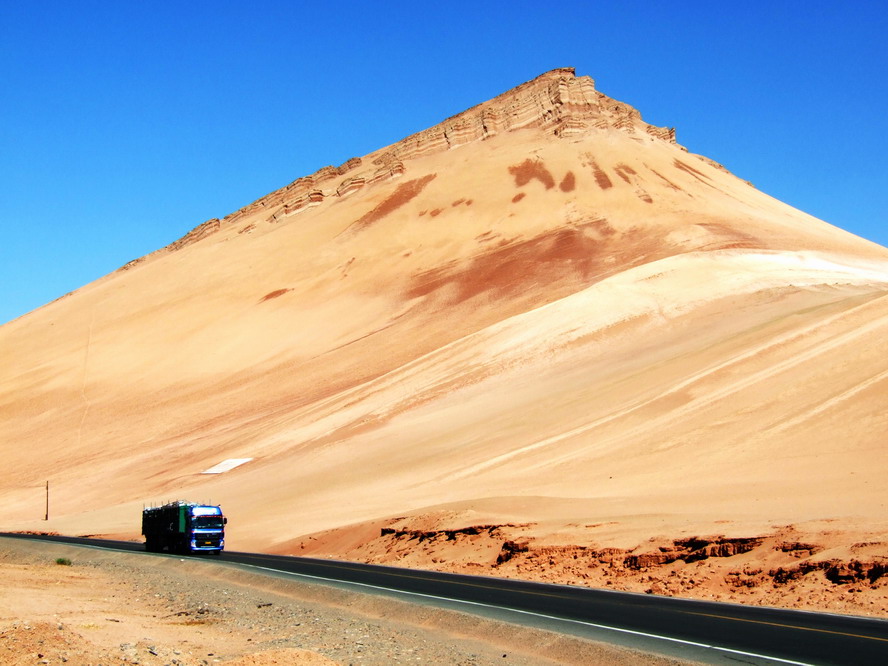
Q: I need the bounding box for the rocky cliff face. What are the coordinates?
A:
[369,67,678,162]
[168,68,677,249]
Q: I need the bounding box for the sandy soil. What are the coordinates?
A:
[2,69,887,619]
[283,513,888,619]
[0,537,688,665]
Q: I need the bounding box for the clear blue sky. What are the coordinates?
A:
[2,1,886,324]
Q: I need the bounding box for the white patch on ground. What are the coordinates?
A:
[202,458,253,474]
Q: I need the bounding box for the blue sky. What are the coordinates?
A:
[2,1,886,324]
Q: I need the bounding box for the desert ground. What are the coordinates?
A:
[0,537,687,665]
[1,68,887,617]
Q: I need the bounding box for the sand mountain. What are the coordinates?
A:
[2,68,887,612]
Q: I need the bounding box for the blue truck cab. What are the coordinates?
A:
[142,501,227,554]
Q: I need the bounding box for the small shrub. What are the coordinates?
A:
[55,557,72,566]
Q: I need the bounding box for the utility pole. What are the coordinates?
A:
[44,481,49,521]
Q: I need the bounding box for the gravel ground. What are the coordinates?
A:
[0,537,692,665]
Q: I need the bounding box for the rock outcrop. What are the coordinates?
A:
[369,67,678,165]
[166,68,678,250]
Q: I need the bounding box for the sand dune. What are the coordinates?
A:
[2,68,886,614]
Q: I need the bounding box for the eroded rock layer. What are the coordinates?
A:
[164,68,678,251]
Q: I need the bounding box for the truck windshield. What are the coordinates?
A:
[192,516,224,529]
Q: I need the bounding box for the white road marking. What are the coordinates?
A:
[239,561,812,665]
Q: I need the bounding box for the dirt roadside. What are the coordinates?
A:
[0,538,691,665]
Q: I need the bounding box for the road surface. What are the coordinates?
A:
[2,533,885,665]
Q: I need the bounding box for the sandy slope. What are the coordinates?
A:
[1,69,887,614]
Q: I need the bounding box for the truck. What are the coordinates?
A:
[142,501,227,554]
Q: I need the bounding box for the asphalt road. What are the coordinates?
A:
[3,533,886,665]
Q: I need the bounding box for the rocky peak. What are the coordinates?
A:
[371,67,677,167]
[163,68,679,248]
